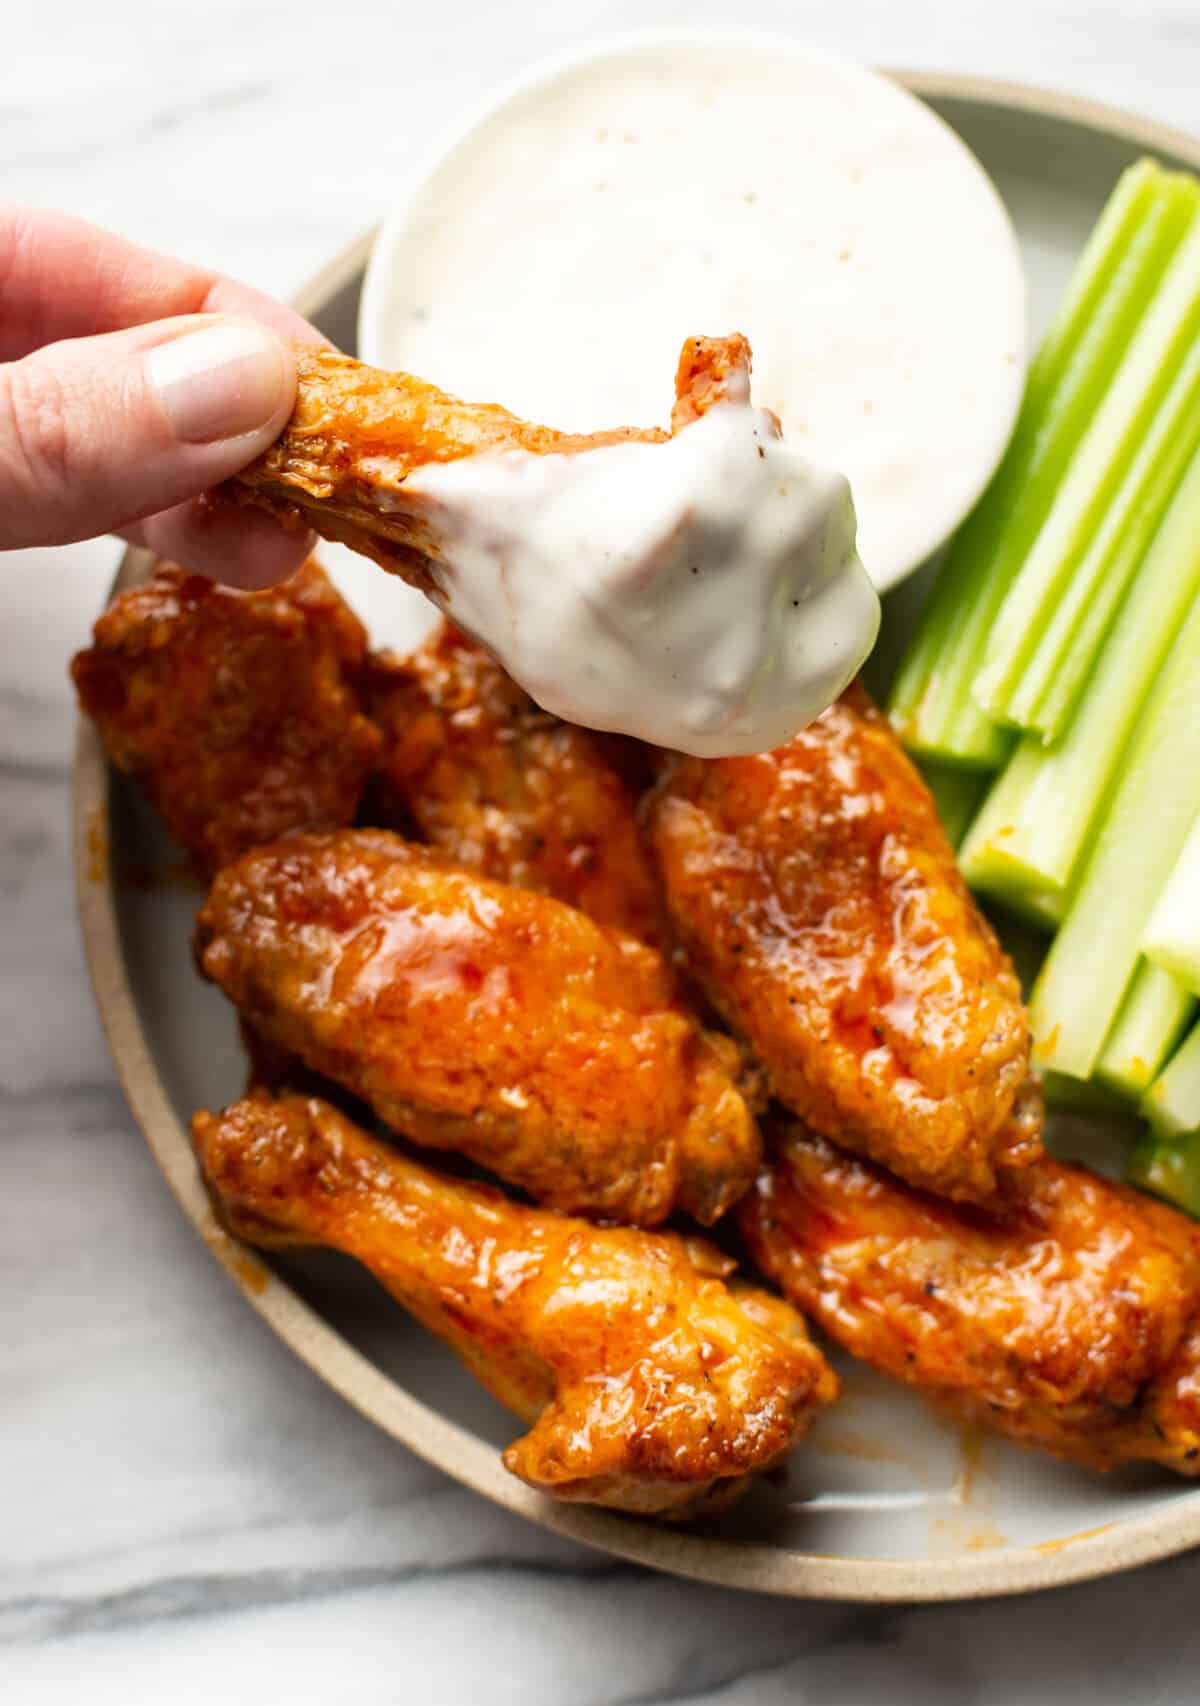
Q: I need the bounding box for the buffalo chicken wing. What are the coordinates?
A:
[644,684,1042,1202]
[196,829,759,1225]
[741,1124,1200,1475]
[227,337,751,583]
[195,1092,835,1516]
[72,560,380,875]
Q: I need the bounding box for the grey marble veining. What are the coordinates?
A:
[6,2,1200,1698]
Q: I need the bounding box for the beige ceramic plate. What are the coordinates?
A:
[75,73,1200,1601]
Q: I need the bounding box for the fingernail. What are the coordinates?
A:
[145,322,290,444]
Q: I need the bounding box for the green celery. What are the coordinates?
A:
[996,884,1066,934]
[1141,812,1200,991]
[957,746,1056,904]
[1126,1016,1200,1215]
[1127,1130,1200,1218]
[969,868,1065,934]
[1094,959,1196,1098]
[915,759,988,850]
[888,161,1194,767]
[952,442,1200,898]
[1141,1018,1200,1136]
[997,332,1200,738]
[1042,1070,1134,1119]
[957,761,1067,926]
[1032,352,1200,740]
[1029,586,1200,1079]
[975,195,1200,733]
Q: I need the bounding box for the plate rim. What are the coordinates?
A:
[74,69,1200,1603]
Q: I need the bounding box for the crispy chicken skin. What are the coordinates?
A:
[195,829,759,1225]
[643,684,1043,1202]
[366,621,668,947]
[741,1124,1200,1475]
[228,336,752,584]
[72,561,381,875]
[670,333,755,429]
[194,1093,834,1517]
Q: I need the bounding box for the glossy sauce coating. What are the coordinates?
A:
[196,829,759,1225]
[741,1124,1200,1474]
[194,1093,835,1516]
[72,561,381,875]
[367,621,668,947]
[644,683,1042,1201]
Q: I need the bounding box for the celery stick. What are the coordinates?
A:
[954,443,1200,898]
[1043,1070,1133,1118]
[1002,333,1200,738]
[1030,161,1170,397]
[1094,960,1196,1098]
[958,744,1048,894]
[1029,587,1200,1079]
[888,162,1195,766]
[915,759,988,849]
[1127,1130,1200,1218]
[975,203,1200,730]
[1032,351,1200,740]
[1142,812,1200,990]
[957,757,1067,924]
[965,861,1065,932]
[986,881,1066,935]
[1141,1020,1200,1135]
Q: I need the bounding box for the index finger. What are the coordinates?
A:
[0,205,328,361]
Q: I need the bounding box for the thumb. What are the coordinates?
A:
[0,315,296,549]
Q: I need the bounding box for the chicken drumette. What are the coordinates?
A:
[227,336,750,583]
[72,560,381,875]
[194,1092,835,1517]
[741,1124,1200,1476]
[195,829,759,1225]
[644,684,1043,1202]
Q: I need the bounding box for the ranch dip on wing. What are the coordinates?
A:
[398,404,879,757]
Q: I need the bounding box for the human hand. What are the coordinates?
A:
[0,206,323,586]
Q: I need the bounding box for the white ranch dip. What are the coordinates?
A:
[405,403,879,756]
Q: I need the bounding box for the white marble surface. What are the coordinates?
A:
[6,1,1200,1697]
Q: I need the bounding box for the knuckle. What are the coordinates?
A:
[1,357,75,496]
[0,355,90,541]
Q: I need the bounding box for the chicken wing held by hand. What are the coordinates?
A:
[644,683,1042,1202]
[195,828,759,1225]
[367,620,668,948]
[226,336,751,583]
[194,1093,834,1517]
[71,560,381,875]
[741,1124,1200,1475]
